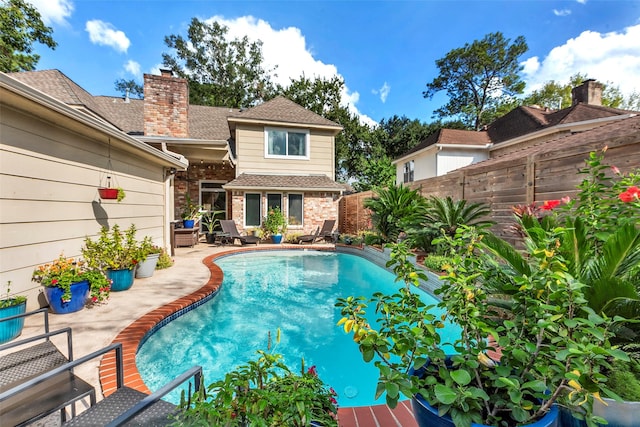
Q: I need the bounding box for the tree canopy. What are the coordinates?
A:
[0,0,57,72]
[423,32,528,130]
[162,18,277,108]
[114,78,143,99]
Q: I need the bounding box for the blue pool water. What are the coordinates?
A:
[136,250,458,407]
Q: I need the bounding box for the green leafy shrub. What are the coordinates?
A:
[421,254,453,273]
[156,248,174,270]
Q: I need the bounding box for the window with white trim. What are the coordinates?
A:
[403,160,414,183]
[265,128,309,158]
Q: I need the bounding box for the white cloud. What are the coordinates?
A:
[207,15,376,127]
[85,20,130,53]
[553,9,571,17]
[29,0,73,26]
[576,0,587,4]
[522,24,640,97]
[372,82,391,103]
[124,60,140,76]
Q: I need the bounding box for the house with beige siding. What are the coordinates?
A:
[0,72,188,308]
[8,69,344,241]
[393,80,637,185]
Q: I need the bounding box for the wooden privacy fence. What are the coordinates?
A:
[339,117,640,238]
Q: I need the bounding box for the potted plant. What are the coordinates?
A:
[0,281,27,344]
[32,253,109,313]
[82,224,143,292]
[135,238,163,279]
[202,210,224,244]
[181,194,203,228]
[337,151,632,427]
[262,207,287,244]
[98,176,125,202]
[175,332,338,426]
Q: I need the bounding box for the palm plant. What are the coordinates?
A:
[424,196,494,237]
[363,185,427,243]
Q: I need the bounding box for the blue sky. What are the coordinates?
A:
[29,0,640,126]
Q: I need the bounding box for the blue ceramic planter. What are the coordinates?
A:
[107,268,135,291]
[412,394,558,427]
[183,219,195,228]
[410,359,559,427]
[44,280,89,314]
[0,300,27,343]
[271,234,283,244]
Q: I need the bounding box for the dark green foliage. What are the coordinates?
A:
[607,356,640,401]
[162,18,277,108]
[114,78,143,99]
[424,196,494,238]
[423,31,528,130]
[364,185,428,243]
[0,0,57,72]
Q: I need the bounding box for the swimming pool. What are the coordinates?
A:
[136,250,457,407]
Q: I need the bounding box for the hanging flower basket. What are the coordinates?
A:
[98,188,119,199]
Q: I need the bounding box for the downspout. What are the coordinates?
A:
[160,142,188,164]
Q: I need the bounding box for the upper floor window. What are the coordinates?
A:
[403,160,414,183]
[265,128,309,159]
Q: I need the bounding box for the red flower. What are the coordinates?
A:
[307,365,317,376]
[51,279,58,285]
[611,165,621,175]
[541,200,561,211]
[619,186,640,203]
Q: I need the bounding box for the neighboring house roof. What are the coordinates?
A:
[395,128,491,161]
[457,115,640,173]
[487,103,634,144]
[228,96,343,131]
[224,173,345,192]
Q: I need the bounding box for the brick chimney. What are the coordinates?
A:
[571,79,603,106]
[143,69,189,137]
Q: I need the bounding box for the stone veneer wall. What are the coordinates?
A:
[336,244,443,297]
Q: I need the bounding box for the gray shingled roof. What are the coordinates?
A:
[224,173,345,191]
[7,70,338,140]
[230,96,342,129]
[487,103,634,144]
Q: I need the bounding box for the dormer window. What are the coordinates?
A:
[265,128,309,159]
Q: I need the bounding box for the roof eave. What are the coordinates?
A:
[227,117,343,134]
[1,73,188,170]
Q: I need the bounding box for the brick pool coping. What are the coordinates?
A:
[97,244,419,426]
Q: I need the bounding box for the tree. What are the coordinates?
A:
[162,18,277,108]
[114,79,143,99]
[0,0,57,72]
[523,73,639,110]
[423,32,528,130]
[276,75,377,183]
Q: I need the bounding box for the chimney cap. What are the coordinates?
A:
[159,68,174,77]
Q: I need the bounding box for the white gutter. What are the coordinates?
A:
[437,143,492,149]
[490,113,637,151]
[160,142,189,165]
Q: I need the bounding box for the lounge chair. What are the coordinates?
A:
[220,220,260,245]
[296,227,319,244]
[318,220,337,242]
